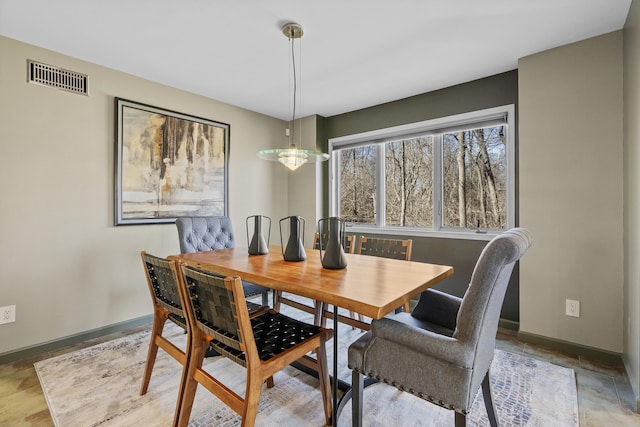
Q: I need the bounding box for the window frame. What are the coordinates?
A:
[328,104,515,241]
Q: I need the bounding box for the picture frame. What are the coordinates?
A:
[114,98,229,225]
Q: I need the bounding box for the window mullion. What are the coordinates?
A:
[432,134,443,231]
[329,150,338,216]
[376,143,385,227]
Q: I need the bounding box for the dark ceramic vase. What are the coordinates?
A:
[280,216,306,262]
[246,215,270,255]
[318,217,347,269]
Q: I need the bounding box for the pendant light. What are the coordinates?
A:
[257,23,329,171]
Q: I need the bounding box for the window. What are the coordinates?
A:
[329,105,515,239]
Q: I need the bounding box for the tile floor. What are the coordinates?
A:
[1,326,639,426]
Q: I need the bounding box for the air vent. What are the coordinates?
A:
[27,60,88,95]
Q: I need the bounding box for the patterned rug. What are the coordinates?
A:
[34,305,579,426]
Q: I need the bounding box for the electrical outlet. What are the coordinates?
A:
[0,305,16,324]
[565,299,580,318]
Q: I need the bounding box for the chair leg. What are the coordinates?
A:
[315,340,333,425]
[352,370,364,427]
[454,411,466,427]
[482,371,499,427]
[176,333,208,427]
[273,290,282,311]
[313,301,324,326]
[172,325,192,427]
[241,372,263,427]
[403,301,411,313]
[261,290,269,307]
[140,310,166,395]
[348,311,357,330]
[318,302,329,328]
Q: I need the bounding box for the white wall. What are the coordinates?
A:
[519,31,624,353]
[0,36,288,354]
[624,0,640,402]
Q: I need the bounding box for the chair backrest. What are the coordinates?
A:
[357,236,412,260]
[180,265,256,366]
[141,252,184,319]
[455,228,533,395]
[313,233,356,254]
[176,216,236,254]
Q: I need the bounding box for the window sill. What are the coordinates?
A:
[344,225,500,241]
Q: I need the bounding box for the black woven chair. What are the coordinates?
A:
[139,252,190,426]
[176,265,333,427]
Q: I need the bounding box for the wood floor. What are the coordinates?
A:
[1,325,640,426]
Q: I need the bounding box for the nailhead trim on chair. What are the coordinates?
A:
[353,367,466,414]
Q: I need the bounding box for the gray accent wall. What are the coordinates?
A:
[321,71,520,321]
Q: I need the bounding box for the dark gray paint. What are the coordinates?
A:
[318,70,520,321]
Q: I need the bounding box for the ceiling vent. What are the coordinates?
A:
[27,60,88,95]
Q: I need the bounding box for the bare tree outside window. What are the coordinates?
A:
[442,126,506,229]
[339,146,376,224]
[385,137,433,227]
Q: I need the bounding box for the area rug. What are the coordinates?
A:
[35,308,578,426]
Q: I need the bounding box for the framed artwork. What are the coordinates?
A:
[115,98,229,225]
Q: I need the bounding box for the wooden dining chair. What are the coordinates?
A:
[274,233,356,326]
[357,236,413,313]
[139,252,190,426]
[176,264,333,427]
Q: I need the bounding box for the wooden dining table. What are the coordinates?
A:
[171,245,454,425]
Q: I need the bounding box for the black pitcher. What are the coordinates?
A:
[246,215,270,255]
[317,217,347,269]
[279,216,306,261]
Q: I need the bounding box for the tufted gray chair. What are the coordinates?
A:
[176,216,270,306]
[348,228,533,427]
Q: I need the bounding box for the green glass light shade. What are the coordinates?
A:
[257,146,329,171]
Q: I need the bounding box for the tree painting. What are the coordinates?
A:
[116,100,228,225]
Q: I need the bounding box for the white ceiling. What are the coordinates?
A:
[0,0,632,120]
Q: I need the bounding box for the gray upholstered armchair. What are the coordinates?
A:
[348,228,533,427]
[175,216,270,306]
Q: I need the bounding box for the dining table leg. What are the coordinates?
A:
[333,304,338,426]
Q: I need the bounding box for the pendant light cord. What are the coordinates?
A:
[290,34,297,147]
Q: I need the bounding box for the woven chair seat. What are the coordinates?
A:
[208,311,324,366]
[253,312,323,359]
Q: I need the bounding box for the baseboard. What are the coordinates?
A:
[496,320,623,364]
[498,318,519,332]
[517,330,622,363]
[0,314,153,365]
